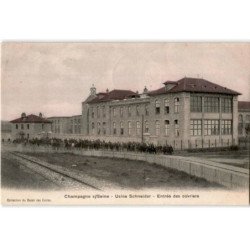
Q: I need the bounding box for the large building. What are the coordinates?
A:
[238,101,250,138]
[10,113,52,140]
[82,77,240,149]
[48,115,82,136]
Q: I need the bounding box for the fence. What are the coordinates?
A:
[5,143,249,189]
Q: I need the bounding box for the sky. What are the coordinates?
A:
[1,42,250,121]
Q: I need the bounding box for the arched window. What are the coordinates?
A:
[97,122,101,135]
[102,106,106,118]
[97,106,100,118]
[113,122,116,135]
[102,122,106,135]
[145,105,149,116]
[155,120,160,136]
[128,106,132,117]
[239,114,243,123]
[136,121,141,135]
[91,122,95,134]
[164,120,170,136]
[136,105,140,116]
[238,114,243,135]
[174,97,180,113]
[120,122,124,135]
[113,107,116,117]
[128,121,132,136]
[145,121,149,133]
[174,120,179,136]
[16,124,18,129]
[120,107,123,117]
[155,100,160,114]
[164,99,170,114]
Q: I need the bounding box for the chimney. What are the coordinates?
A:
[21,112,26,119]
[39,112,43,118]
[90,84,96,96]
[106,88,109,93]
[143,86,148,94]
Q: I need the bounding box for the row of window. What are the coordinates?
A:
[91,120,180,137]
[16,124,29,129]
[239,114,250,123]
[190,96,233,113]
[91,98,180,119]
[190,119,232,136]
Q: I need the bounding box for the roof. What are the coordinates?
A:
[10,114,52,124]
[238,101,250,111]
[148,77,241,96]
[87,89,139,104]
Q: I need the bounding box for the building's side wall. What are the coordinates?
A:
[81,92,238,149]
[238,109,250,138]
[10,122,52,140]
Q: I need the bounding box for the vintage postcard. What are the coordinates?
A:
[1,42,249,205]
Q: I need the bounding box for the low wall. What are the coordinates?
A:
[7,144,249,189]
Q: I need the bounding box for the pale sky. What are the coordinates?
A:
[1,42,250,121]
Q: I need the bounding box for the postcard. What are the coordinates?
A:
[1,42,249,205]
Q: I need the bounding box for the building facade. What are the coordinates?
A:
[48,115,82,136]
[238,101,250,138]
[10,113,52,140]
[82,77,240,149]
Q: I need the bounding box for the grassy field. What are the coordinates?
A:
[23,152,222,190]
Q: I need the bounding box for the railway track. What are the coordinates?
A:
[8,151,101,191]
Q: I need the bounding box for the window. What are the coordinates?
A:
[102,106,106,118]
[174,98,180,113]
[113,122,116,135]
[27,124,30,129]
[190,96,202,112]
[102,122,106,135]
[113,107,116,117]
[204,120,219,135]
[128,106,132,117]
[164,120,170,136]
[136,105,140,116]
[155,120,160,136]
[155,100,160,114]
[204,97,219,112]
[97,122,101,135]
[136,121,141,135]
[91,107,94,118]
[174,120,179,136]
[128,121,132,136]
[221,120,232,135]
[91,122,95,134]
[21,124,24,129]
[97,106,100,118]
[120,107,123,117]
[164,99,170,114]
[246,115,250,122]
[120,122,124,135]
[145,105,149,116]
[239,114,243,135]
[145,121,149,133]
[221,97,232,113]
[42,124,44,129]
[190,119,202,136]
[16,124,18,129]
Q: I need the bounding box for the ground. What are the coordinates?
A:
[1,152,60,190]
[3,151,222,190]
